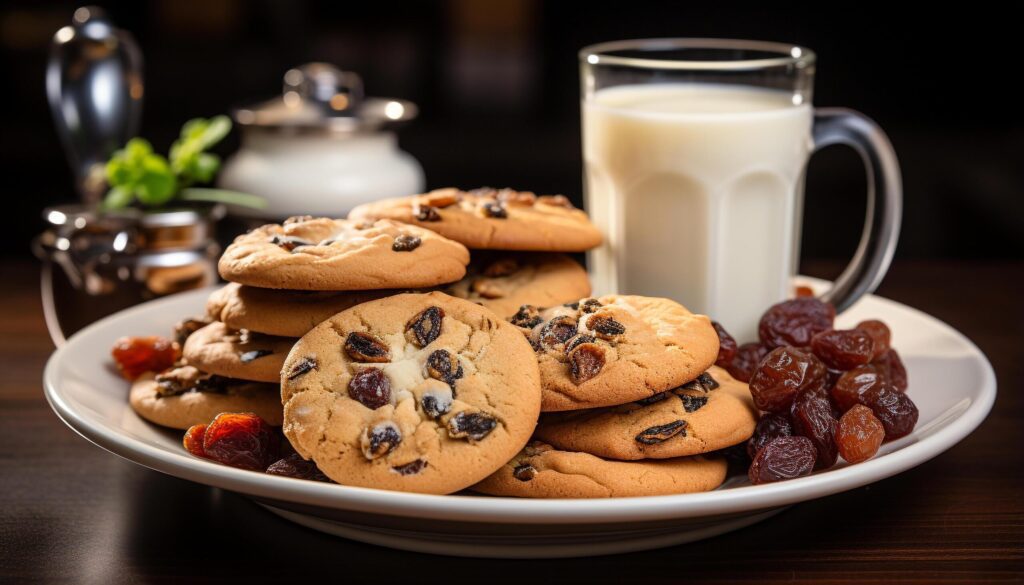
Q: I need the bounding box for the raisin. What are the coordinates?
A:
[679,394,708,412]
[748,436,817,485]
[579,298,603,314]
[863,385,918,440]
[239,349,273,364]
[727,342,769,383]
[111,336,180,380]
[564,302,580,310]
[568,343,605,384]
[564,333,596,355]
[406,306,444,347]
[348,368,391,409]
[425,349,463,384]
[266,453,331,482]
[789,389,839,468]
[746,412,794,459]
[173,318,208,346]
[697,372,719,390]
[344,332,391,363]
[269,235,313,251]
[712,321,738,367]
[810,329,874,370]
[392,459,428,476]
[202,413,280,471]
[539,316,578,349]
[635,392,669,406]
[587,314,626,339]
[873,349,909,393]
[421,387,453,418]
[830,365,886,412]
[183,424,208,458]
[509,305,543,329]
[856,319,892,360]
[286,356,318,380]
[748,346,827,413]
[758,298,836,349]
[392,234,422,252]
[635,420,687,444]
[415,204,441,221]
[836,405,885,463]
[447,411,497,441]
[513,464,537,481]
[481,201,508,218]
[362,422,401,459]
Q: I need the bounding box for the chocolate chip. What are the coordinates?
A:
[363,422,401,459]
[513,464,537,481]
[392,234,422,252]
[679,394,708,413]
[568,343,605,384]
[635,420,687,444]
[239,349,272,363]
[509,305,543,329]
[287,356,318,380]
[344,332,391,363]
[587,314,626,339]
[406,306,444,347]
[539,316,578,350]
[481,201,507,219]
[564,333,596,355]
[447,411,497,441]
[348,368,391,409]
[425,349,463,385]
[392,459,428,476]
[415,204,441,222]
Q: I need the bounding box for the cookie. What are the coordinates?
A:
[281,291,542,494]
[445,253,591,318]
[509,295,719,411]
[472,441,726,498]
[182,321,295,383]
[534,366,757,460]
[206,283,400,338]
[348,188,603,252]
[218,217,470,290]
[129,366,283,430]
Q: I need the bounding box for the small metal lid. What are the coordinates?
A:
[233,63,417,134]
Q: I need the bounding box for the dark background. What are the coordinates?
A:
[2,0,1022,263]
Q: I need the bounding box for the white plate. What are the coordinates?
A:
[43,284,996,558]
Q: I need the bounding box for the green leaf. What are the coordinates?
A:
[134,155,176,205]
[196,115,231,150]
[192,153,221,183]
[101,186,135,210]
[179,188,267,209]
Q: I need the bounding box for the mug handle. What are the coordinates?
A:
[811,108,903,313]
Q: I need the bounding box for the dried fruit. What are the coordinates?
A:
[873,349,909,393]
[579,298,603,314]
[681,372,719,392]
[836,405,885,463]
[269,235,313,251]
[746,412,794,459]
[183,423,208,458]
[810,329,874,370]
[830,365,886,412]
[855,319,891,360]
[568,343,605,384]
[748,436,817,485]
[509,305,542,329]
[286,356,318,380]
[679,394,708,412]
[344,332,391,363]
[635,420,687,444]
[482,258,519,277]
[239,349,272,363]
[727,342,770,383]
[392,459,428,476]
[586,314,626,339]
[538,316,578,349]
[758,298,836,349]
[481,201,508,218]
[202,413,280,471]
[266,453,331,482]
[712,321,738,367]
[111,335,180,380]
[392,234,422,252]
[513,464,537,481]
[863,385,919,440]
[420,386,453,418]
[564,333,596,355]
[748,346,827,413]
[789,389,839,468]
[173,318,208,346]
[447,411,497,440]
[406,306,444,347]
[635,392,669,406]
[362,422,401,459]
[425,349,464,384]
[348,368,391,409]
[414,204,441,221]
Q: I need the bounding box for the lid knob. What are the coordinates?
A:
[283,63,364,117]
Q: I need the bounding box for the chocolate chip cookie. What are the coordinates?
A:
[534,366,757,460]
[280,291,542,494]
[348,188,603,252]
[472,441,727,498]
[445,253,591,318]
[509,295,719,411]
[182,321,295,383]
[218,217,470,290]
[129,365,283,430]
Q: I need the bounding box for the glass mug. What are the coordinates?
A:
[580,39,901,341]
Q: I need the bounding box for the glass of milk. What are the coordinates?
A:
[581,39,901,341]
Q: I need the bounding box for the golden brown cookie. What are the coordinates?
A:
[218,217,470,290]
[445,253,591,318]
[472,441,727,498]
[281,291,542,494]
[348,188,603,252]
[129,366,283,430]
[534,366,757,460]
[182,321,295,383]
[509,295,719,411]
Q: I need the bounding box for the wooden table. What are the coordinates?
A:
[1,259,1021,583]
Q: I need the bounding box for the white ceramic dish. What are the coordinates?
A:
[43,283,996,558]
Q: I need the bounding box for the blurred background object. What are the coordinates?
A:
[2,0,1022,265]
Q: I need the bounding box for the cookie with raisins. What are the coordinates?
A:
[348,188,602,252]
[472,441,727,498]
[280,291,541,494]
[534,367,757,460]
[182,321,295,383]
[218,217,470,290]
[512,295,720,411]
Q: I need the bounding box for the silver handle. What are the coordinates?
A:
[812,108,902,312]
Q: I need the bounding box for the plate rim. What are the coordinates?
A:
[42,285,997,525]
